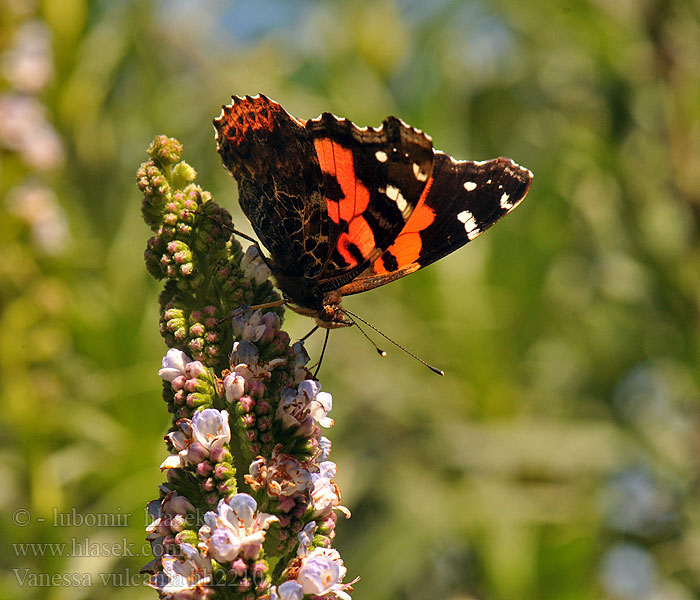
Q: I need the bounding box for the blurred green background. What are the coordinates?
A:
[2,0,700,598]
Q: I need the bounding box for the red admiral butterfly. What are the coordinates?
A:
[214,94,532,329]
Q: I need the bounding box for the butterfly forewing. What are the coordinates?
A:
[304,113,434,290]
[339,154,532,296]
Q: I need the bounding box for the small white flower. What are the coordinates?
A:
[310,461,348,517]
[297,521,317,557]
[246,451,313,497]
[271,580,304,600]
[276,380,334,431]
[160,426,190,470]
[318,436,332,462]
[146,492,195,536]
[149,543,212,595]
[159,454,184,470]
[232,307,267,342]
[199,493,278,562]
[309,390,334,428]
[276,386,312,430]
[166,428,190,452]
[191,408,230,451]
[241,245,271,285]
[271,456,313,497]
[159,348,191,381]
[296,547,352,600]
[223,371,246,402]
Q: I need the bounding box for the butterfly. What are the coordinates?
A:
[214,94,532,332]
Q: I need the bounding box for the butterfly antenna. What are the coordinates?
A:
[345,314,387,358]
[343,308,445,376]
[313,329,331,378]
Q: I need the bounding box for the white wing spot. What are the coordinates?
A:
[413,163,428,182]
[457,210,480,240]
[500,192,512,209]
[463,181,477,192]
[385,185,408,214]
[375,150,388,163]
[486,179,492,184]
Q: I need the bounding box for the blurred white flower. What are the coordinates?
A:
[6,183,69,254]
[1,21,54,93]
[0,94,63,170]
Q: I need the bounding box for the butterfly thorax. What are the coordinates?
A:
[271,270,352,329]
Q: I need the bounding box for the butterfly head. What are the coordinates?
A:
[284,290,352,329]
[316,291,353,329]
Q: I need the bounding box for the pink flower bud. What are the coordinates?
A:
[186,442,209,464]
[170,514,186,532]
[238,396,255,413]
[278,515,291,528]
[171,375,186,391]
[255,400,271,414]
[249,379,266,398]
[278,496,295,513]
[189,323,205,336]
[261,312,280,329]
[231,558,247,577]
[209,446,227,464]
[197,462,213,477]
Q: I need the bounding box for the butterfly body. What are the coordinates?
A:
[214,94,532,328]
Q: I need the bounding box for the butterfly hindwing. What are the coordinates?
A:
[304,112,434,290]
[214,95,330,279]
[339,153,532,295]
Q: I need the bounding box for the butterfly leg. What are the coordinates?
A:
[312,329,330,378]
[194,210,275,271]
[245,298,288,311]
[216,298,289,326]
[298,325,320,342]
